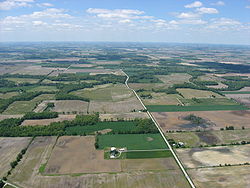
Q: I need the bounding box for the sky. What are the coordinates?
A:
[0,0,250,44]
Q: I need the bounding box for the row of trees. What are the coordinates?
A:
[0,113,160,137]
[23,112,58,120]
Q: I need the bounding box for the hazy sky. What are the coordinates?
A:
[0,0,250,44]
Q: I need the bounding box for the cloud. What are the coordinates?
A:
[177,12,200,19]
[180,19,207,25]
[119,19,131,23]
[32,20,47,26]
[197,7,219,14]
[37,3,53,7]
[185,1,203,8]
[27,8,72,19]
[246,5,250,9]
[86,8,153,20]
[206,18,241,29]
[211,1,225,6]
[0,8,73,29]
[0,0,34,10]
[173,19,207,25]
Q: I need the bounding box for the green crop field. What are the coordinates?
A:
[65,121,138,135]
[146,104,249,112]
[126,150,172,159]
[98,134,168,150]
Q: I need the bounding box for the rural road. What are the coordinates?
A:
[122,70,196,188]
[1,179,20,188]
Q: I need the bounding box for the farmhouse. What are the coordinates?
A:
[110,147,118,158]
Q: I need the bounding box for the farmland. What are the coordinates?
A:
[176,88,224,99]
[153,111,250,131]
[0,137,31,177]
[147,104,248,112]
[71,83,133,102]
[88,98,143,113]
[4,136,189,188]
[188,166,250,188]
[97,134,167,150]
[99,112,149,121]
[166,129,250,147]
[2,94,55,114]
[1,42,250,188]
[21,114,76,126]
[176,145,250,168]
[8,137,57,187]
[52,100,89,114]
[45,136,121,174]
[125,150,172,159]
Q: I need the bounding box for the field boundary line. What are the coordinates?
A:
[0,179,21,188]
[125,149,170,152]
[122,70,196,188]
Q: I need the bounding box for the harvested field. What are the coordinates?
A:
[157,73,191,86]
[176,145,250,168]
[198,74,224,82]
[2,94,55,115]
[99,112,148,121]
[179,62,198,66]
[45,136,121,174]
[128,83,158,91]
[71,83,133,102]
[153,110,250,131]
[70,64,94,68]
[94,60,123,65]
[147,104,248,112]
[90,70,124,76]
[214,73,250,78]
[207,82,228,89]
[122,157,179,171]
[0,92,19,99]
[10,169,190,188]
[188,166,250,188]
[166,129,250,147]
[88,98,143,113]
[0,64,27,75]
[0,114,23,121]
[239,87,250,92]
[177,88,224,99]
[9,137,57,188]
[10,66,55,75]
[143,93,181,105]
[21,115,76,126]
[0,137,31,177]
[52,100,88,114]
[5,78,40,84]
[226,93,250,107]
[63,68,113,74]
